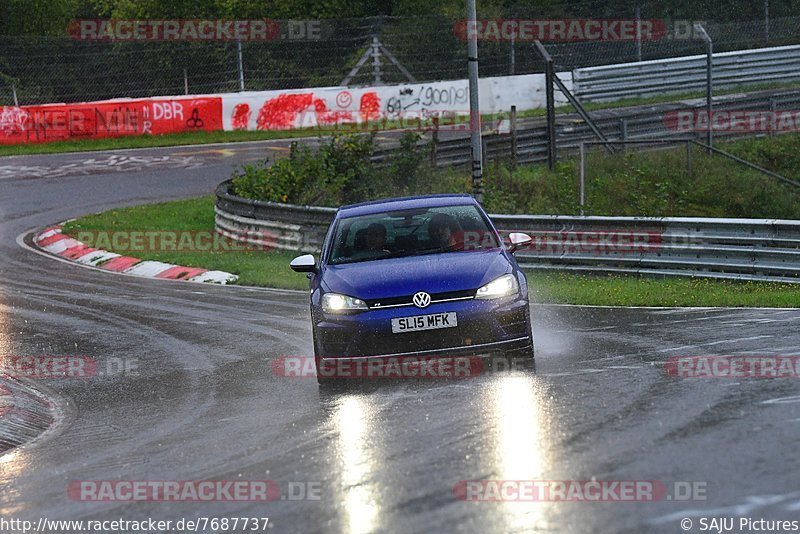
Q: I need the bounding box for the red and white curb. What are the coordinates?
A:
[33,226,238,284]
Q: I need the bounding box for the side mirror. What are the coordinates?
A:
[507,232,532,253]
[290,254,318,273]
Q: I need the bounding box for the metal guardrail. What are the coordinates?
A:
[370,89,800,171]
[214,182,800,283]
[493,214,800,283]
[572,45,800,103]
[215,180,335,253]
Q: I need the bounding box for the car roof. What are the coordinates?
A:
[337,194,478,218]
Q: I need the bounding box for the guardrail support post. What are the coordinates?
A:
[510,105,518,167]
[431,117,439,166]
[686,140,692,175]
[620,119,628,152]
[769,97,776,137]
[579,142,586,216]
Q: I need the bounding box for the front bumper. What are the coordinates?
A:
[313,295,532,359]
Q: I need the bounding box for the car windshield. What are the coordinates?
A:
[327,204,500,265]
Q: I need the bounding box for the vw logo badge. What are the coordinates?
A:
[412,291,431,308]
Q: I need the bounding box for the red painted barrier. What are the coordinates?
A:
[0,97,222,145]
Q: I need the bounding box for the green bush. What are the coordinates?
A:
[231,131,800,219]
[232,131,442,206]
[232,134,373,205]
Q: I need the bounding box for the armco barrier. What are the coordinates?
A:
[573,44,800,103]
[215,181,800,283]
[215,181,335,253]
[370,88,800,169]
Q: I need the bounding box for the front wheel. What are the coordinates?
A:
[313,339,333,385]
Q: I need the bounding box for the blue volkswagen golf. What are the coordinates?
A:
[290,194,534,382]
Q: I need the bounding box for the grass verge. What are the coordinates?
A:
[0,129,320,157]
[60,196,799,307]
[530,272,800,307]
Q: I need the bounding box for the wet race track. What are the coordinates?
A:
[1,140,800,533]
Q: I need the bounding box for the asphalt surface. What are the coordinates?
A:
[1,141,800,534]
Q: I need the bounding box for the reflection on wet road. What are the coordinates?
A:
[0,145,799,533]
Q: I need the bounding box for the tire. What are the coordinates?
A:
[313,338,333,385]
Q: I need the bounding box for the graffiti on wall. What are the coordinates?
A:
[0,98,222,145]
[223,81,475,132]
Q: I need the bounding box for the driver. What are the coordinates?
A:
[428,213,461,249]
[365,223,388,251]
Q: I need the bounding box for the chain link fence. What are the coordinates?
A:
[2,14,800,106]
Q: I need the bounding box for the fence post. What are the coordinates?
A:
[468,0,484,204]
[510,105,518,167]
[534,41,556,171]
[695,23,713,154]
[237,39,245,91]
[509,25,516,75]
[12,84,18,106]
[620,118,628,152]
[635,5,642,62]
[184,69,189,95]
[371,36,382,84]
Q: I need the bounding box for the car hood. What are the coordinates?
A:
[321,249,511,299]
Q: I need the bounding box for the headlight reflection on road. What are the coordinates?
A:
[333,395,380,534]
[489,373,552,531]
[0,450,29,515]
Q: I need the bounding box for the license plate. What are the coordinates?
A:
[391,312,457,333]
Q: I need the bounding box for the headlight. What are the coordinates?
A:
[475,273,519,299]
[322,293,368,313]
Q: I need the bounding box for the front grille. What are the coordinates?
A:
[365,289,476,309]
[350,323,495,357]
